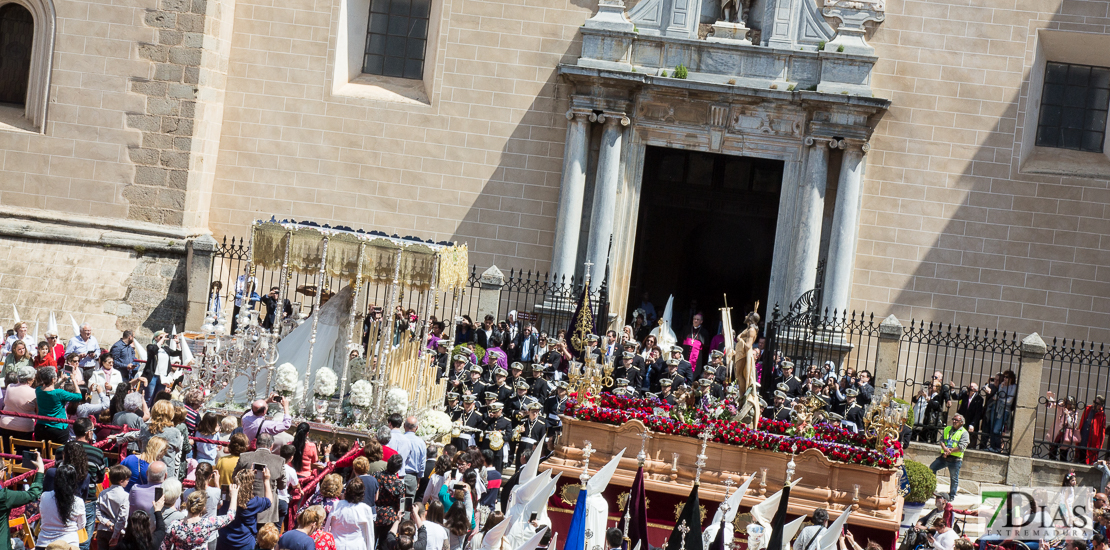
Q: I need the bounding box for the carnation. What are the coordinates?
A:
[350,380,374,408]
[385,388,409,415]
[274,363,303,400]
[314,367,338,398]
[417,410,452,441]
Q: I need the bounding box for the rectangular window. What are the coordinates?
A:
[1036,61,1110,153]
[363,0,430,80]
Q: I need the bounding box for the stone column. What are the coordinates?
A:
[1007,332,1046,485]
[184,234,218,331]
[786,137,830,305]
[823,141,868,315]
[586,113,629,291]
[477,266,506,323]
[874,314,902,385]
[550,111,595,281]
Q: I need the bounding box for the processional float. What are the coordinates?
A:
[187,219,468,424]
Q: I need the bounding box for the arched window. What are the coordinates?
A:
[0,3,33,106]
[0,0,53,132]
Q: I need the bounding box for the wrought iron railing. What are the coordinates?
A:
[208,236,608,349]
[762,305,881,406]
[1032,339,1110,464]
[896,322,1021,454]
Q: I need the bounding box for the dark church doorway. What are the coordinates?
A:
[0,3,33,106]
[628,146,783,337]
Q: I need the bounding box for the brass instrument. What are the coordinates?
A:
[488,429,505,451]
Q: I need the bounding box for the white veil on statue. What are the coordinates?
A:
[649,295,677,349]
[214,285,354,403]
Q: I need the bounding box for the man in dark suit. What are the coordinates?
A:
[955,382,986,448]
[233,432,287,525]
[260,286,292,330]
[513,324,539,364]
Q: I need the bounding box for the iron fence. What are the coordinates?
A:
[762,304,881,404]
[1032,339,1110,465]
[207,236,606,351]
[896,322,1021,454]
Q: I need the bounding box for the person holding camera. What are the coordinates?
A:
[241,396,292,448]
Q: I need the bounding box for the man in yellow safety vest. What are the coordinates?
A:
[930,414,969,501]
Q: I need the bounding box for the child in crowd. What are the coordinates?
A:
[277,444,300,530]
[217,416,239,458]
[33,342,57,369]
[95,465,132,549]
[194,412,222,465]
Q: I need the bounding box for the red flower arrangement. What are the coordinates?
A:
[565,392,903,469]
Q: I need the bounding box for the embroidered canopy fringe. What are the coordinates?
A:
[249,221,468,290]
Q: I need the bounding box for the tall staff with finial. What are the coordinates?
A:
[719,294,735,384]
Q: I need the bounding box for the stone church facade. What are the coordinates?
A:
[0,0,1107,344]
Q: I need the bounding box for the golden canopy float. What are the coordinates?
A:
[199,219,467,424]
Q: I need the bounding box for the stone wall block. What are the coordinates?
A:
[147,98,179,116]
[179,101,195,118]
[134,166,169,185]
[126,113,162,132]
[160,117,180,134]
[190,0,206,14]
[157,189,186,209]
[131,80,167,97]
[158,30,183,46]
[173,137,192,151]
[176,14,204,32]
[138,43,169,62]
[168,84,197,99]
[167,170,188,189]
[169,47,202,66]
[153,63,184,82]
[159,150,189,168]
[182,32,203,48]
[144,11,176,29]
[160,0,191,12]
[183,66,200,85]
[143,133,173,149]
[174,118,194,136]
[128,148,159,165]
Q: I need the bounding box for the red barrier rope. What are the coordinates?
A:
[286,442,363,527]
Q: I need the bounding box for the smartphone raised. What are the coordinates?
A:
[154,487,164,502]
[21,451,35,470]
[529,512,538,522]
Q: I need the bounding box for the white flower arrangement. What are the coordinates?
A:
[314,367,338,398]
[350,380,374,408]
[385,388,409,415]
[274,363,300,397]
[417,410,452,441]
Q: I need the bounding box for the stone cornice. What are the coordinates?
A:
[0,208,203,254]
[558,65,890,114]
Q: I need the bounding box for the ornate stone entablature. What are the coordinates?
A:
[579,0,885,96]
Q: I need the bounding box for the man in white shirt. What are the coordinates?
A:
[67,324,100,378]
[2,322,34,356]
[384,414,415,496]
